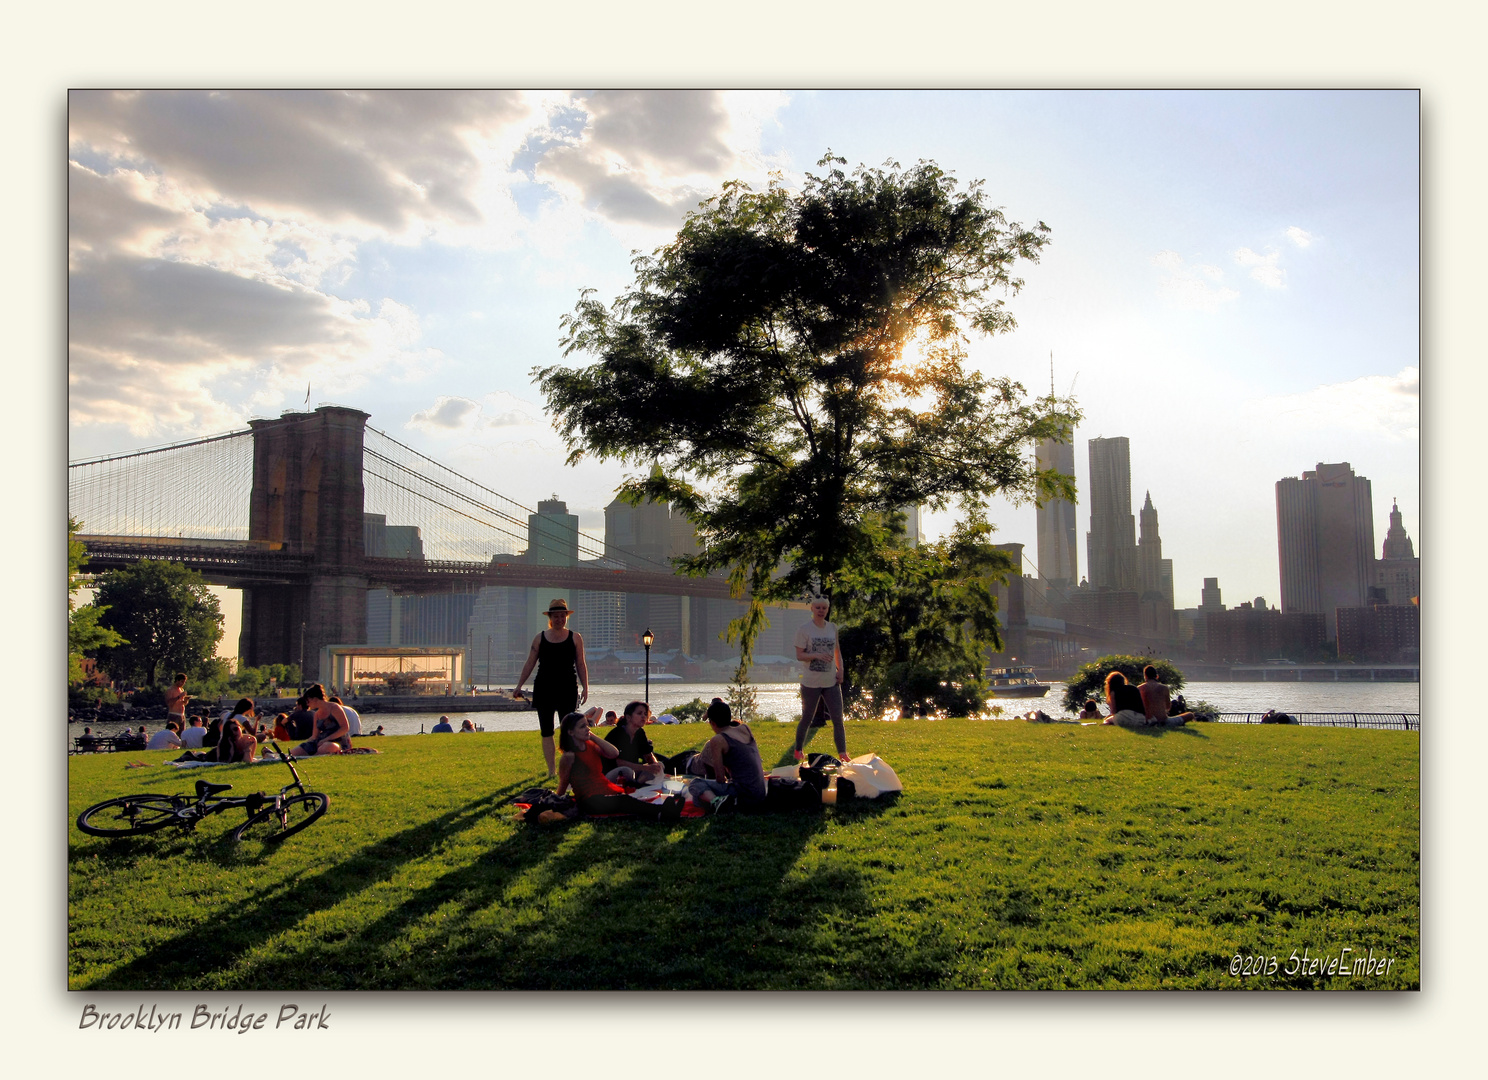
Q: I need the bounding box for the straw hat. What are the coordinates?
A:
[546,598,573,614]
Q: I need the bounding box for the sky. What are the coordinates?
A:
[67,89,1419,611]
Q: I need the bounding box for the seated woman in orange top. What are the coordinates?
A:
[554,708,682,821]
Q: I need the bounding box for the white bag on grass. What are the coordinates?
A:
[837,754,903,798]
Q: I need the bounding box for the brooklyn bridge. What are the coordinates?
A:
[69,405,745,681]
[70,405,1161,683]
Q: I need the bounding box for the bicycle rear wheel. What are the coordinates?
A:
[77,795,184,836]
[232,793,329,843]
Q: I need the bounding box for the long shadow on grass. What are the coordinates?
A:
[1119,724,1210,740]
[77,781,531,990]
[204,795,905,991]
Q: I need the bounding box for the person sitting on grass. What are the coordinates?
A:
[271,713,292,741]
[604,700,666,785]
[459,719,476,732]
[1078,699,1101,720]
[1102,671,1150,728]
[290,683,351,757]
[214,718,259,763]
[147,720,183,751]
[431,715,454,733]
[1138,665,1193,725]
[686,699,768,815]
[180,715,208,749]
[554,709,683,821]
[601,710,618,727]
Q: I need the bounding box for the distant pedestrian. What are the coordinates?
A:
[513,598,590,778]
[164,672,189,727]
[793,597,848,763]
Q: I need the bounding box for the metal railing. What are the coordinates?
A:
[1209,711,1418,730]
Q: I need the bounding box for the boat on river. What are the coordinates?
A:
[987,665,1051,698]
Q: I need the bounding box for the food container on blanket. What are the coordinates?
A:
[767,765,800,781]
[662,778,687,794]
[822,784,837,805]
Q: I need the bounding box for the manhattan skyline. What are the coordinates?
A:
[67,90,1419,609]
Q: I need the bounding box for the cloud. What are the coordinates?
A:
[69,90,532,235]
[1285,226,1315,248]
[1234,246,1286,288]
[528,90,787,228]
[406,391,548,434]
[1264,366,1419,441]
[66,90,787,442]
[68,253,442,436]
[1152,250,1239,311]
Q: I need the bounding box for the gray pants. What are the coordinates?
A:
[796,683,846,756]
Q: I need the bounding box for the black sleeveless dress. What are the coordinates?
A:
[530,631,578,738]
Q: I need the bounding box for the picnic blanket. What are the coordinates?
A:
[512,778,707,821]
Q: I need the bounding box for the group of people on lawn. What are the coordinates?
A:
[1076,667,1195,727]
[512,596,852,820]
[147,678,375,763]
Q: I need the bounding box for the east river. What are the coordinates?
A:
[69,679,1420,742]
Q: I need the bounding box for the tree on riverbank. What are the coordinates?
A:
[837,519,1015,717]
[93,559,223,687]
[68,519,125,685]
[1062,654,1186,713]
[537,153,1079,672]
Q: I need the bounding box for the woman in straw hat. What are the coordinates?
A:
[514,598,589,777]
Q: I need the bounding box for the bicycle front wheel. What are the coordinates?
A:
[77,795,184,836]
[232,793,329,843]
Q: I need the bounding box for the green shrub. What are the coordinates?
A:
[1062,654,1185,712]
[669,697,710,723]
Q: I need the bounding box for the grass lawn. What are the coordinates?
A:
[68,719,1419,990]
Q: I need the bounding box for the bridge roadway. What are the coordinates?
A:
[76,536,740,599]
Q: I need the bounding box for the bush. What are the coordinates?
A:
[1062,654,1185,713]
[669,697,710,724]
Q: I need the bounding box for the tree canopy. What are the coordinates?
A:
[68,518,125,685]
[837,518,1016,717]
[537,153,1079,663]
[1061,654,1186,713]
[93,559,223,687]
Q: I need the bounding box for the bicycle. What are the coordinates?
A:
[76,741,329,843]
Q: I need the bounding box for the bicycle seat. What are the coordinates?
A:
[195,780,233,798]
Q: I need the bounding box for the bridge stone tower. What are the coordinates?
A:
[239,405,370,683]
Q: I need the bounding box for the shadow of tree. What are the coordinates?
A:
[80,780,531,990]
[87,782,902,990]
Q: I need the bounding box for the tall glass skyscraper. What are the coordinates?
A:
[1035,435,1079,586]
[1086,436,1138,590]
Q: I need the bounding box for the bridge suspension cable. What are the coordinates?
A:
[68,427,255,541]
[363,427,677,572]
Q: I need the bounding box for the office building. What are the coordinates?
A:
[1276,462,1376,639]
[1035,435,1078,586]
[1086,437,1138,590]
[1374,499,1420,608]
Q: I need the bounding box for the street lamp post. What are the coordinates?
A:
[299,621,306,694]
[642,628,654,708]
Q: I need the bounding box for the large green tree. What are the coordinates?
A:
[68,518,125,684]
[836,518,1017,717]
[538,154,1079,662]
[93,559,223,687]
